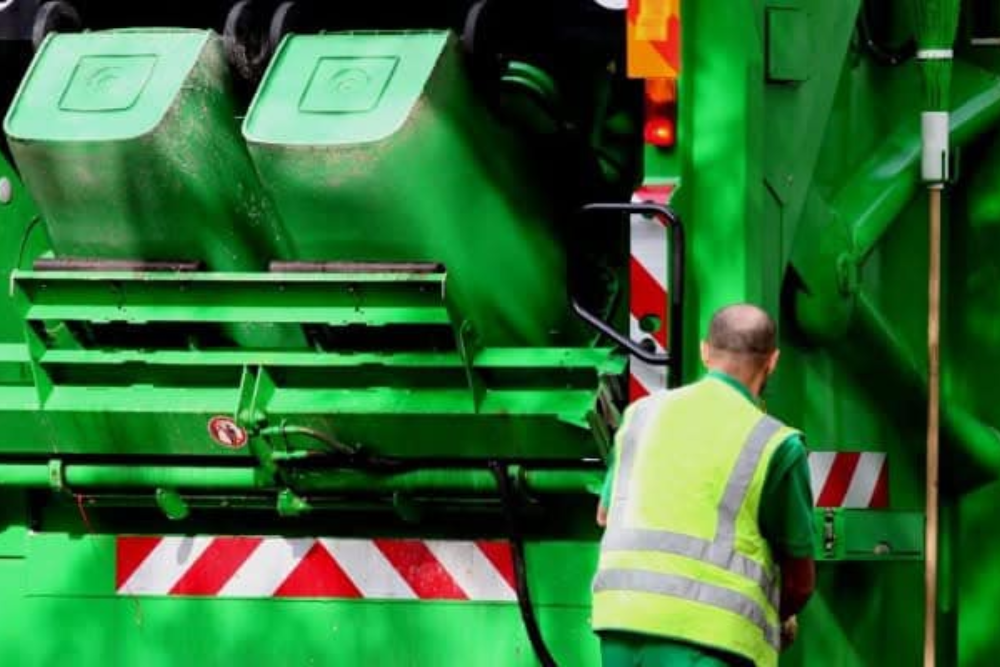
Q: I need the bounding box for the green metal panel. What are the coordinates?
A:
[0,531,602,666]
[766,7,811,84]
[0,146,48,343]
[675,0,994,664]
[814,509,924,561]
[0,492,27,558]
[8,597,594,667]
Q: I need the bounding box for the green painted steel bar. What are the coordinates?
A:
[522,470,605,495]
[24,305,450,326]
[0,463,52,485]
[38,387,598,414]
[793,65,1000,343]
[0,344,29,363]
[0,462,599,495]
[293,468,600,495]
[292,469,499,494]
[25,305,450,326]
[37,347,621,373]
[14,270,450,326]
[849,76,1000,260]
[15,270,448,284]
[65,465,264,489]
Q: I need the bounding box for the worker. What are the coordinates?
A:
[591,304,816,667]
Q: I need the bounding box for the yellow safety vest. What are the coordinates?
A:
[592,376,799,667]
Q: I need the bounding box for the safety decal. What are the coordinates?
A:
[116,537,517,601]
[207,416,248,450]
[629,183,675,401]
[808,451,889,508]
[627,0,681,79]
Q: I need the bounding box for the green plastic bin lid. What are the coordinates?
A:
[244,31,449,146]
[4,29,213,142]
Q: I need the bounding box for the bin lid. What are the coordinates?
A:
[4,29,212,142]
[243,31,449,146]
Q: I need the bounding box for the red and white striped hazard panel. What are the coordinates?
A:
[808,452,888,509]
[629,182,676,401]
[116,537,516,601]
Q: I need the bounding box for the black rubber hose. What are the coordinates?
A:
[272,423,360,457]
[856,0,915,66]
[489,461,559,667]
[263,423,412,472]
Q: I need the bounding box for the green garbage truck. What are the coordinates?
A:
[0,1,997,664]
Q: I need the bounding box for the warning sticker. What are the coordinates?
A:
[207,416,248,449]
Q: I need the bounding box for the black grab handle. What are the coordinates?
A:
[571,202,685,380]
[571,298,672,365]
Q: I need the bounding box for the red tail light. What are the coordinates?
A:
[644,117,675,146]
[644,78,677,148]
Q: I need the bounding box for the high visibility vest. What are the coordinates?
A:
[591,376,799,667]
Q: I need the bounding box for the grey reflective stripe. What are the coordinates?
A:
[594,568,781,649]
[606,393,668,528]
[767,576,781,620]
[601,401,784,634]
[601,528,768,583]
[716,415,783,550]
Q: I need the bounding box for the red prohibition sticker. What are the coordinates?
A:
[207,416,248,449]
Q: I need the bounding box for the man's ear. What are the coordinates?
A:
[768,349,781,374]
[700,341,711,367]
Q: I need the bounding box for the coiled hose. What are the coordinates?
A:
[490,461,559,667]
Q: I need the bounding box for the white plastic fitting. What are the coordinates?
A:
[922,111,949,183]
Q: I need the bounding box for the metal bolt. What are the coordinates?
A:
[836,253,860,296]
[0,177,11,204]
[823,509,836,555]
[639,337,658,353]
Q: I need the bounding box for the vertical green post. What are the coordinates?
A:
[678,0,765,373]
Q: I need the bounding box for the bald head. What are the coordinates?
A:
[707,304,777,357]
[701,304,779,395]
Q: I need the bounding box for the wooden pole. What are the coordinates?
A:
[924,186,942,667]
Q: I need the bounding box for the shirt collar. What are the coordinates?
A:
[706,369,759,406]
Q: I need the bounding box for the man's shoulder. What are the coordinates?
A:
[766,412,805,448]
[778,430,807,453]
[765,431,809,484]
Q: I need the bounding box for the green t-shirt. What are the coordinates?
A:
[596,370,816,666]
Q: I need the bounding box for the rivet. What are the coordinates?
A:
[0,177,11,204]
